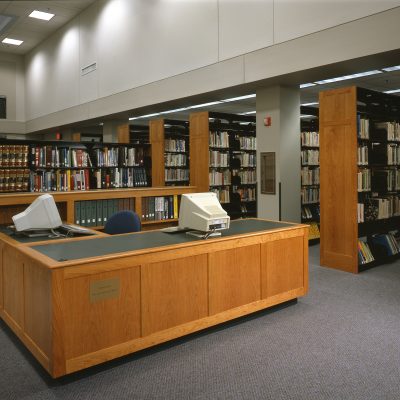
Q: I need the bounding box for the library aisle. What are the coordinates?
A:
[1,246,400,400]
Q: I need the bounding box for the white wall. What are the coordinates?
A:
[24,0,400,131]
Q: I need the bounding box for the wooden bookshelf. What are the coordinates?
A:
[0,186,197,229]
[320,86,400,273]
[189,111,257,219]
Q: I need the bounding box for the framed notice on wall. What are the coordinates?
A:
[261,152,276,194]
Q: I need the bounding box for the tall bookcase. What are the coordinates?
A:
[189,111,257,219]
[320,86,400,273]
[149,119,190,187]
[300,106,320,243]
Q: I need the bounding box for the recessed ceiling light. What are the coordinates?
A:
[129,113,161,120]
[301,102,319,106]
[223,94,256,102]
[2,37,23,45]
[315,70,382,85]
[300,83,316,89]
[160,107,189,114]
[190,101,223,109]
[300,114,317,118]
[29,10,55,21]
[384,89,400,94]
[382,66,400,72]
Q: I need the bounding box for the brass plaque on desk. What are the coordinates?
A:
[90,278,120,302]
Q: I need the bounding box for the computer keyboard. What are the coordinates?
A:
[59,224,95,235]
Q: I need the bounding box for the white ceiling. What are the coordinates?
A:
[0,0,96,54]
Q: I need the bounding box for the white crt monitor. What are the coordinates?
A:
[12,194,62,232]
[178,192,230,233]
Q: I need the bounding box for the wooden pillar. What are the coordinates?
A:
[149,119,165,186]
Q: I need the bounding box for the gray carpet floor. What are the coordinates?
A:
[1,245,400,400]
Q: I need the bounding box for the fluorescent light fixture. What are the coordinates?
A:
[384,89,400,94]
[2,37,23,46]
[382,65,400,72]
[315,70,382,85]
[129,113,160,120]
[301,102,319,106]
[190,101,223,109]
[238,111,256,115]
[300,114,317,118]
[222,94,256,102]
[160,107,189,114]
[300,83,316,88]
[29,10,55,21]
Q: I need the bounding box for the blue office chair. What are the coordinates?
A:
[104,210,141,235]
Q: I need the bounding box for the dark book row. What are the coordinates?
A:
[141,195,179,222]
[358,232,400,266]
[75,198,135,227]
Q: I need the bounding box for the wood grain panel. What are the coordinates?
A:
[141,254,208,336]
[63,266,141,359]
[0,242,3,310]
[189,112,209,191]
[319,86,358,273]
[208,244,261,315]
[261,236,304,298]
[150,119,165,186]
[24,259,52,357]
[117,124,130,144]
[3,245,24,328]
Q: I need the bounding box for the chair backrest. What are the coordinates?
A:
[104,210,141,235]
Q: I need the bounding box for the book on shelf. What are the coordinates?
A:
[357,115,369,139]
[301,131,319,147]
[358,240,375,264]
[308,222,320,240]
[301,149,319,166]
[209,150,229,167]
[301,167,320,185]
[371,121,400,142]
[301,187,320,204]
[209,131,229,148]
[75,198,135,227]
[210,187,230,204]
[141,196,178,222]
[357,169,371,192]
[357,145,368,165]
[164,153,187,167]
[165,138,186,152]
[369,233,400,257]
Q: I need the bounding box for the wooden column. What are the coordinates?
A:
[189,112,209,192]
[319,86,358,273]
[149,119,165,186]
[117,124,130,144]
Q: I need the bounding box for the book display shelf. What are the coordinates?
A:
[189,111,256,219]
[320,86,400,273]
[0,135,196,230]
[300,106,320,243]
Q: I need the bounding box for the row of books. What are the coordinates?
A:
[211,187,230,204]
[232,170,257,184]
[75,198,135,227]
[0,145,29,167]
[239,203,256,215]
[371,168,400,192]
[369,143,400,165]
[358,145,368,165]
[301,149,319,166]
[233,187,256,202]
[357,116,369,139]
[238,136,256,150]
[232,153,256,167]
[92,147,144,167]
[141,195,179,221]
[301,167,320,185]
[358,240,374,264]
[210,170,231,186]
[0,169,29,192]
[301,187,320,204]
[308,222,320,240]
[165,138,186,153]
[301,205,320,221]
[91,167,149,188]
[165,153,187,167]
[373,121,400,142]
[358,195,400,222]
[370,233,400,257]
[209,131,229,148]
[301,131,319,147]
[165,168,189,182]
[32,146,92,168]
[209,151,229,167]
[357,169,371,192]
[30,170,90,192]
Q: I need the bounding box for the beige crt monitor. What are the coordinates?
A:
[178,192,230,238]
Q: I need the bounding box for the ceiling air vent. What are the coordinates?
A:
[81,62,97,76]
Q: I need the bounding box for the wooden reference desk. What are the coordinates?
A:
[0,219,308,378]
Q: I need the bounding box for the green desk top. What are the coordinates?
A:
[31,219,296,262]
